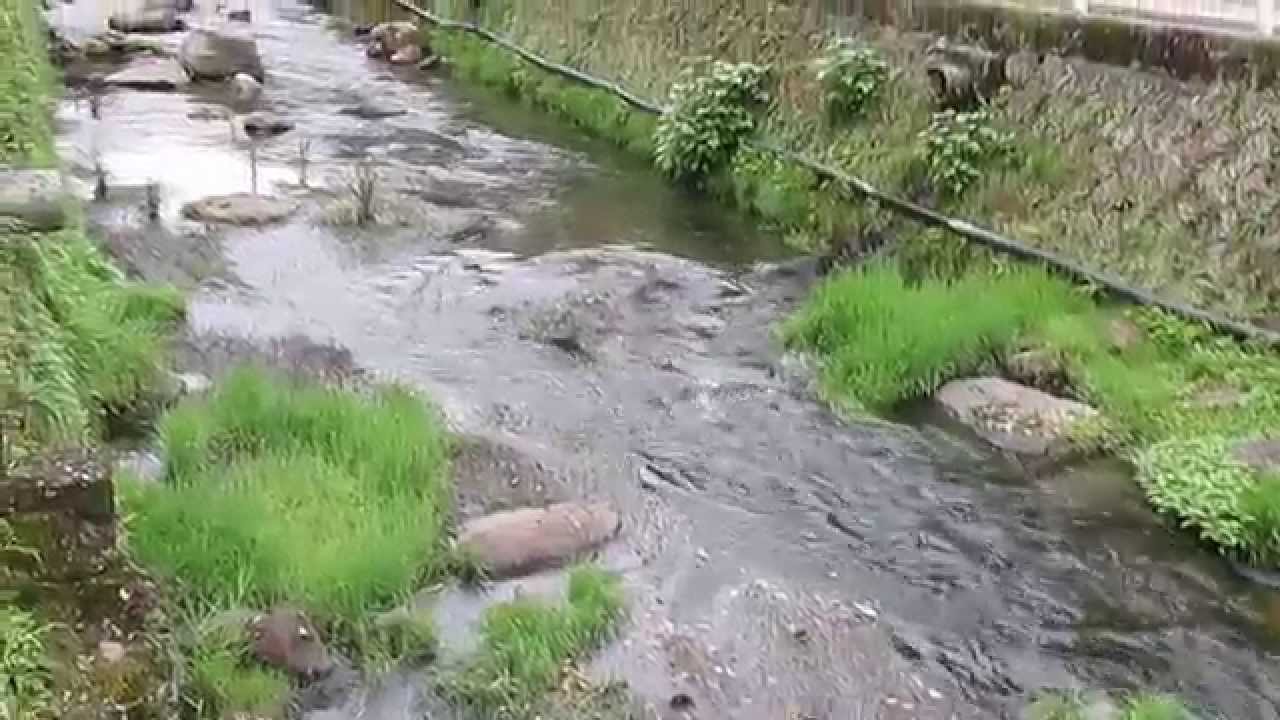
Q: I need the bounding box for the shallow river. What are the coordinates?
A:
[52,1,1280,718]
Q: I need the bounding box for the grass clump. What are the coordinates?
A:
[445,566,624,717]
[0,605,52,719]
[122,366,452,626]
[1026,691,1195,720]
[186,621,289,719]
[361,606,439,670]
[783,263,1088,412]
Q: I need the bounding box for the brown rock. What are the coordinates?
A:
[935,377,1097,457]
[182,194,297,226]
[250,608,333,679]
[457,502,621,579]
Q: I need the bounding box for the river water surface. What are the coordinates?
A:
[52,1,1280,718]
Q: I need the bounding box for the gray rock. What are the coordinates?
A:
[1230,438,1280,475]
[0,168,67,231]
[179,25,264,82]
[104,57,189,90]
[457,501,621,579]
[935,377,1098,457]
[680,313,725,339]
[173,371,213,396]
[250,608,333,679]
[239,111,292,139]
[108,9,183,34]
[228,72,262,108]
[182,193,298,226]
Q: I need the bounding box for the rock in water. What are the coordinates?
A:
[0,168,68,231]
[182,194,298,226]
[389,44,422,65]
[935,377,1097,458]
[251,608,333,679]
[338,99,408,119]
[104,57,189,90]
[457,502,621,579]
[366,21,418,60]
[108,9,183,34]
[239,111,292,139]
[227,72,262,108]
[180,25,264,82]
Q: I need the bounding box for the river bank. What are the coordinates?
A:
[9,0,1280,718]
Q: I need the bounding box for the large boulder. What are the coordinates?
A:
[182,194,298,226]
[365,21,419,60]
[935,377,1097,458]
[0,168,68,231]
[457,501,621,579]
[104,57,189,90]
[107,9,184,34]
[179,26,264,82]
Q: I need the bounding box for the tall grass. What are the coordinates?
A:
[445,566,624,716]
[0,0,57,167]
[783,263,1090,412]
[123,367,453,624]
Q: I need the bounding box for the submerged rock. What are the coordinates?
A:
[457,501,621,579]
[180,25,264,82]
[338,99,408,119]
[935,377,1097,457]
[0,168,68,231]
[182,194,298,226]
[239,111,293,139]
[104,57,189,90]
[251,608,333,679]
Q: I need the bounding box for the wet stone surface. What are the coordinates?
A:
[51,1,1280,718]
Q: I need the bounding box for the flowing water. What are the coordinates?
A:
[51,1,1280,718]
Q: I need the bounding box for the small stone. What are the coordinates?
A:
[696,548,710,563]
[1106,316,1145,353]
[456,501,621,579]
[669,693,695,710]
[239,111,293,139]
[96,641,127,665]
[182,193,298,226]
[103,57,190,91]
[251,608,333,679]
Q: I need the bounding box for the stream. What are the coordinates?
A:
[49,1,1280,718]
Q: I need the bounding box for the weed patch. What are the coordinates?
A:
[0,605,52,719]
[123,366,452,626]
[0,0,57,167]
[444,566,624,717]
[186,620,289,719]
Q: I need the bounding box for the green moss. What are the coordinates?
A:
[445,566,624,717]
[123,367,453,626]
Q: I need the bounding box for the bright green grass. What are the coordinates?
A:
[0,604,52,719]
[783,262,1091,412]
[446,566,624,717]
[0,0,57,167]
[123,367,452,625]
[1027,692,1195,720]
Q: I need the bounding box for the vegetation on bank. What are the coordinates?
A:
[443,566,624,717]
[1028,691,1196,720]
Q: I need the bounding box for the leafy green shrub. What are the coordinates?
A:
[123,367,452,624]
[446,566,624,715]
[0,606,51,719]
[783,263,1087,411]
[654,60,769,184]
[1136,436,1257,558]
[919,108,1014,199]
[813,39,890,124]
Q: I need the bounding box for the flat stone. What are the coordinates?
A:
[250,608,333,679]
[104,57,189,90]
[0,168,67,232]
[180,25,264,81]
[935,377,1097,457]
[108,9,183,34]
[457,501,621,579]
[182,193,297,226]
[1230,438,1280,475]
